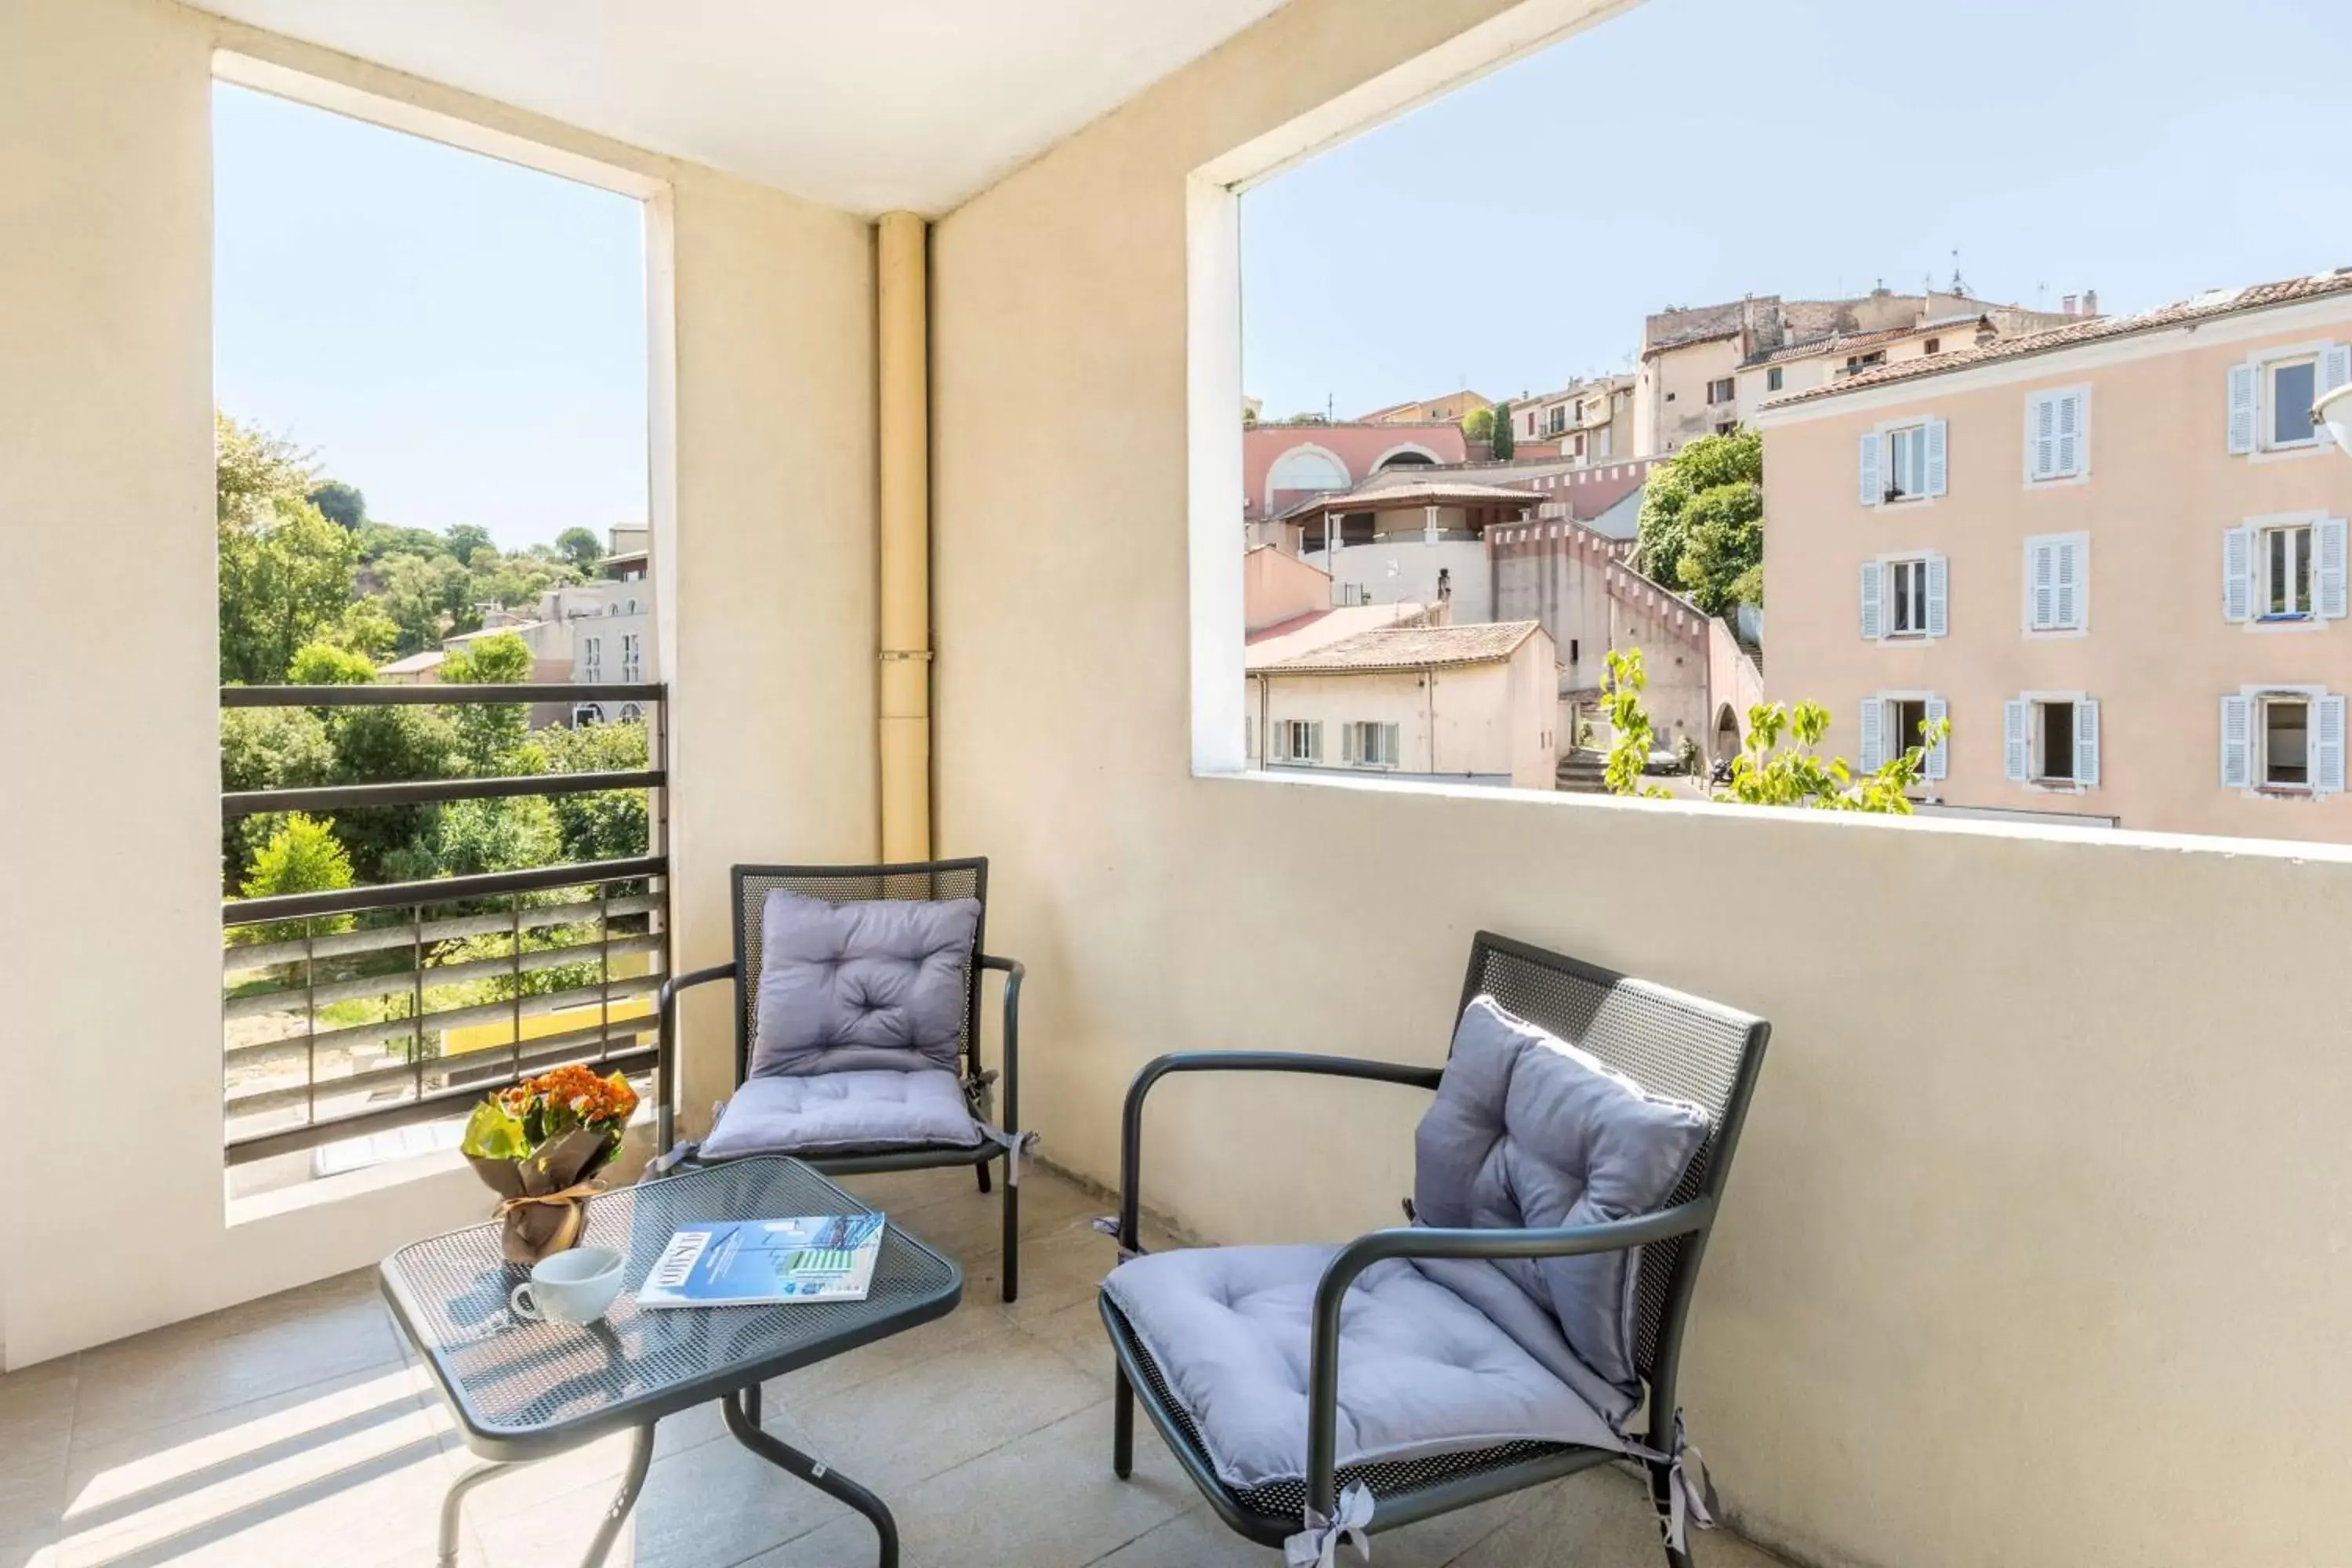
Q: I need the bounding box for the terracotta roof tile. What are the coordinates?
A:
[1265,619,1543,674]
[1766,270,2352,406]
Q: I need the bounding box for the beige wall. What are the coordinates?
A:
[929,2,2352,1565]
[1243,543,1332,633]
[1254,636,1556,786]
[1762,301,2352,840]
[0,0,875,1367]
[1638,334,1740,453]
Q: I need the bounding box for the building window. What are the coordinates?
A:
[2223,688,2346,793]
[1714,421,1737,436]
[2024,533,2089,633]
[2224,516,2347,624]
[1886,424,1929,499]
[1766,367,1784,393]
[2025,387,2088,482]
[2003,695,2100,787]
[1860,554,1947,641]
[572,702,604,727]
[617,702,642,723]
[2270,357,2318,448]
[1344,721,1400,768]
[2265,696,2309,786]
[2269,524,2312,619]
[1887,557,1931,636]
[1861,419,1947,506]
[1858,692,1947,777]
[1923,336,1941,354]
[620,632,642,681]
[2232,347,2349,455]
[1846,350,1886,373]
[1569,637,1580,662]
[1706,377,1734,405]
[582,635,602,680]
[1272,719,1322,764]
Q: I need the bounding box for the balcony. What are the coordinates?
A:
[0,1163,1788,1568]
[219,681,673,1189]
[9,4,2348,1568]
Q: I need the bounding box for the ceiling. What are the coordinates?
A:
[194,0,1292,214]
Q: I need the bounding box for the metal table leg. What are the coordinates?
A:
[437,1423,655,1568]
[723,1388,900,1568]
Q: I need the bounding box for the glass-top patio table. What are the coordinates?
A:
[381,1155,964,1568]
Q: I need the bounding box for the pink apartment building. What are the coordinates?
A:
[1758,268,2352,842]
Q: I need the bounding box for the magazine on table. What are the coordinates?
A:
[637,1213,887,1308]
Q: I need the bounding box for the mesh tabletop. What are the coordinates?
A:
[382,1156,962,1456]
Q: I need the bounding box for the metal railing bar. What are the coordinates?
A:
[223,768,666,818]
[226,973,663,1069]
[220,683,664,708]
[225,1012,657,1118]
[223,856,664,924]
[222,1044,659,1166]
[223,932,666,1020]
[224,894,662,972]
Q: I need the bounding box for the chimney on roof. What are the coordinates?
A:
[1974,316,1998,347]
[2062,294,2078,317]
[2082,289,2099,317]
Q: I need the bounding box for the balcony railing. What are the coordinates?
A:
[220,681,670,1169]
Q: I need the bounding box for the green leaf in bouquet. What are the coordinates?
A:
[460,1098,529,1160]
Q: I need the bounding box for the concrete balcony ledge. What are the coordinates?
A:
[0,1164,1788,1568]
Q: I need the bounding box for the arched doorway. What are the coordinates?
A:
[1713,702,1741,766]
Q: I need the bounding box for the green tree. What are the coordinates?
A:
[324,703,459,884]
[1461,406,1495,444]
[1490,400,1515,459]
[441,631,536,775]
[532,719,650,864]
[287,641,376,685]
[1636,429,1763,615]
[555,527,604,574]
[378,552,474,654]
[219,499,361,684]
[235,813,357,942]
[1600,648,1940,813]
[444,523,495,564]
[433,795,561,877]
[325,599,401,662]
[307,480,367,528]
[215,411,314,530]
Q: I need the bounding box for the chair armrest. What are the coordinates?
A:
[1117,1051,1445,1255]
[1300,1199,1716,1513]
[658,962,739,1079]
[977,955,1024,1127]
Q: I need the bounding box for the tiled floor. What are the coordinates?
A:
[0,1166,1787,1568]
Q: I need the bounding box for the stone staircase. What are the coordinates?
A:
[1555,747,1610,794]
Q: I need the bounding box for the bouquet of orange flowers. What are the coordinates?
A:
[463,1065,641,1264]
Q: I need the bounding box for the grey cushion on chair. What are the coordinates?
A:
[751,889,982,1076]
[700,1068,984,1159]
[1412,995,1711,1410]
[1102,1244,1620,1491]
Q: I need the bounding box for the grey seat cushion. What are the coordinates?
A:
[700,1068,983,1159]
[1414,995,1710,1406]
[751,890,981,1076]
[1102,1243,1619,1490]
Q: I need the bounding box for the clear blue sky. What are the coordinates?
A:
[1243,0,2352,421]
[214,84,647,549]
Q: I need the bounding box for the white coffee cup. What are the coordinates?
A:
[510,1247,626,1325]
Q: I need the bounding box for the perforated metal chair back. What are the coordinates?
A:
[1454,931,1768,1391]
[728,859,989,1087]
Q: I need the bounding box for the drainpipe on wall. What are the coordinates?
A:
[877,212,932,861]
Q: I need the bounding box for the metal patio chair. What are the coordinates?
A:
[1099,931,1768,1565]
[658,858,1033,1301]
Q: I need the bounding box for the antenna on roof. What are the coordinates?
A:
[1950,249,1970,296]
